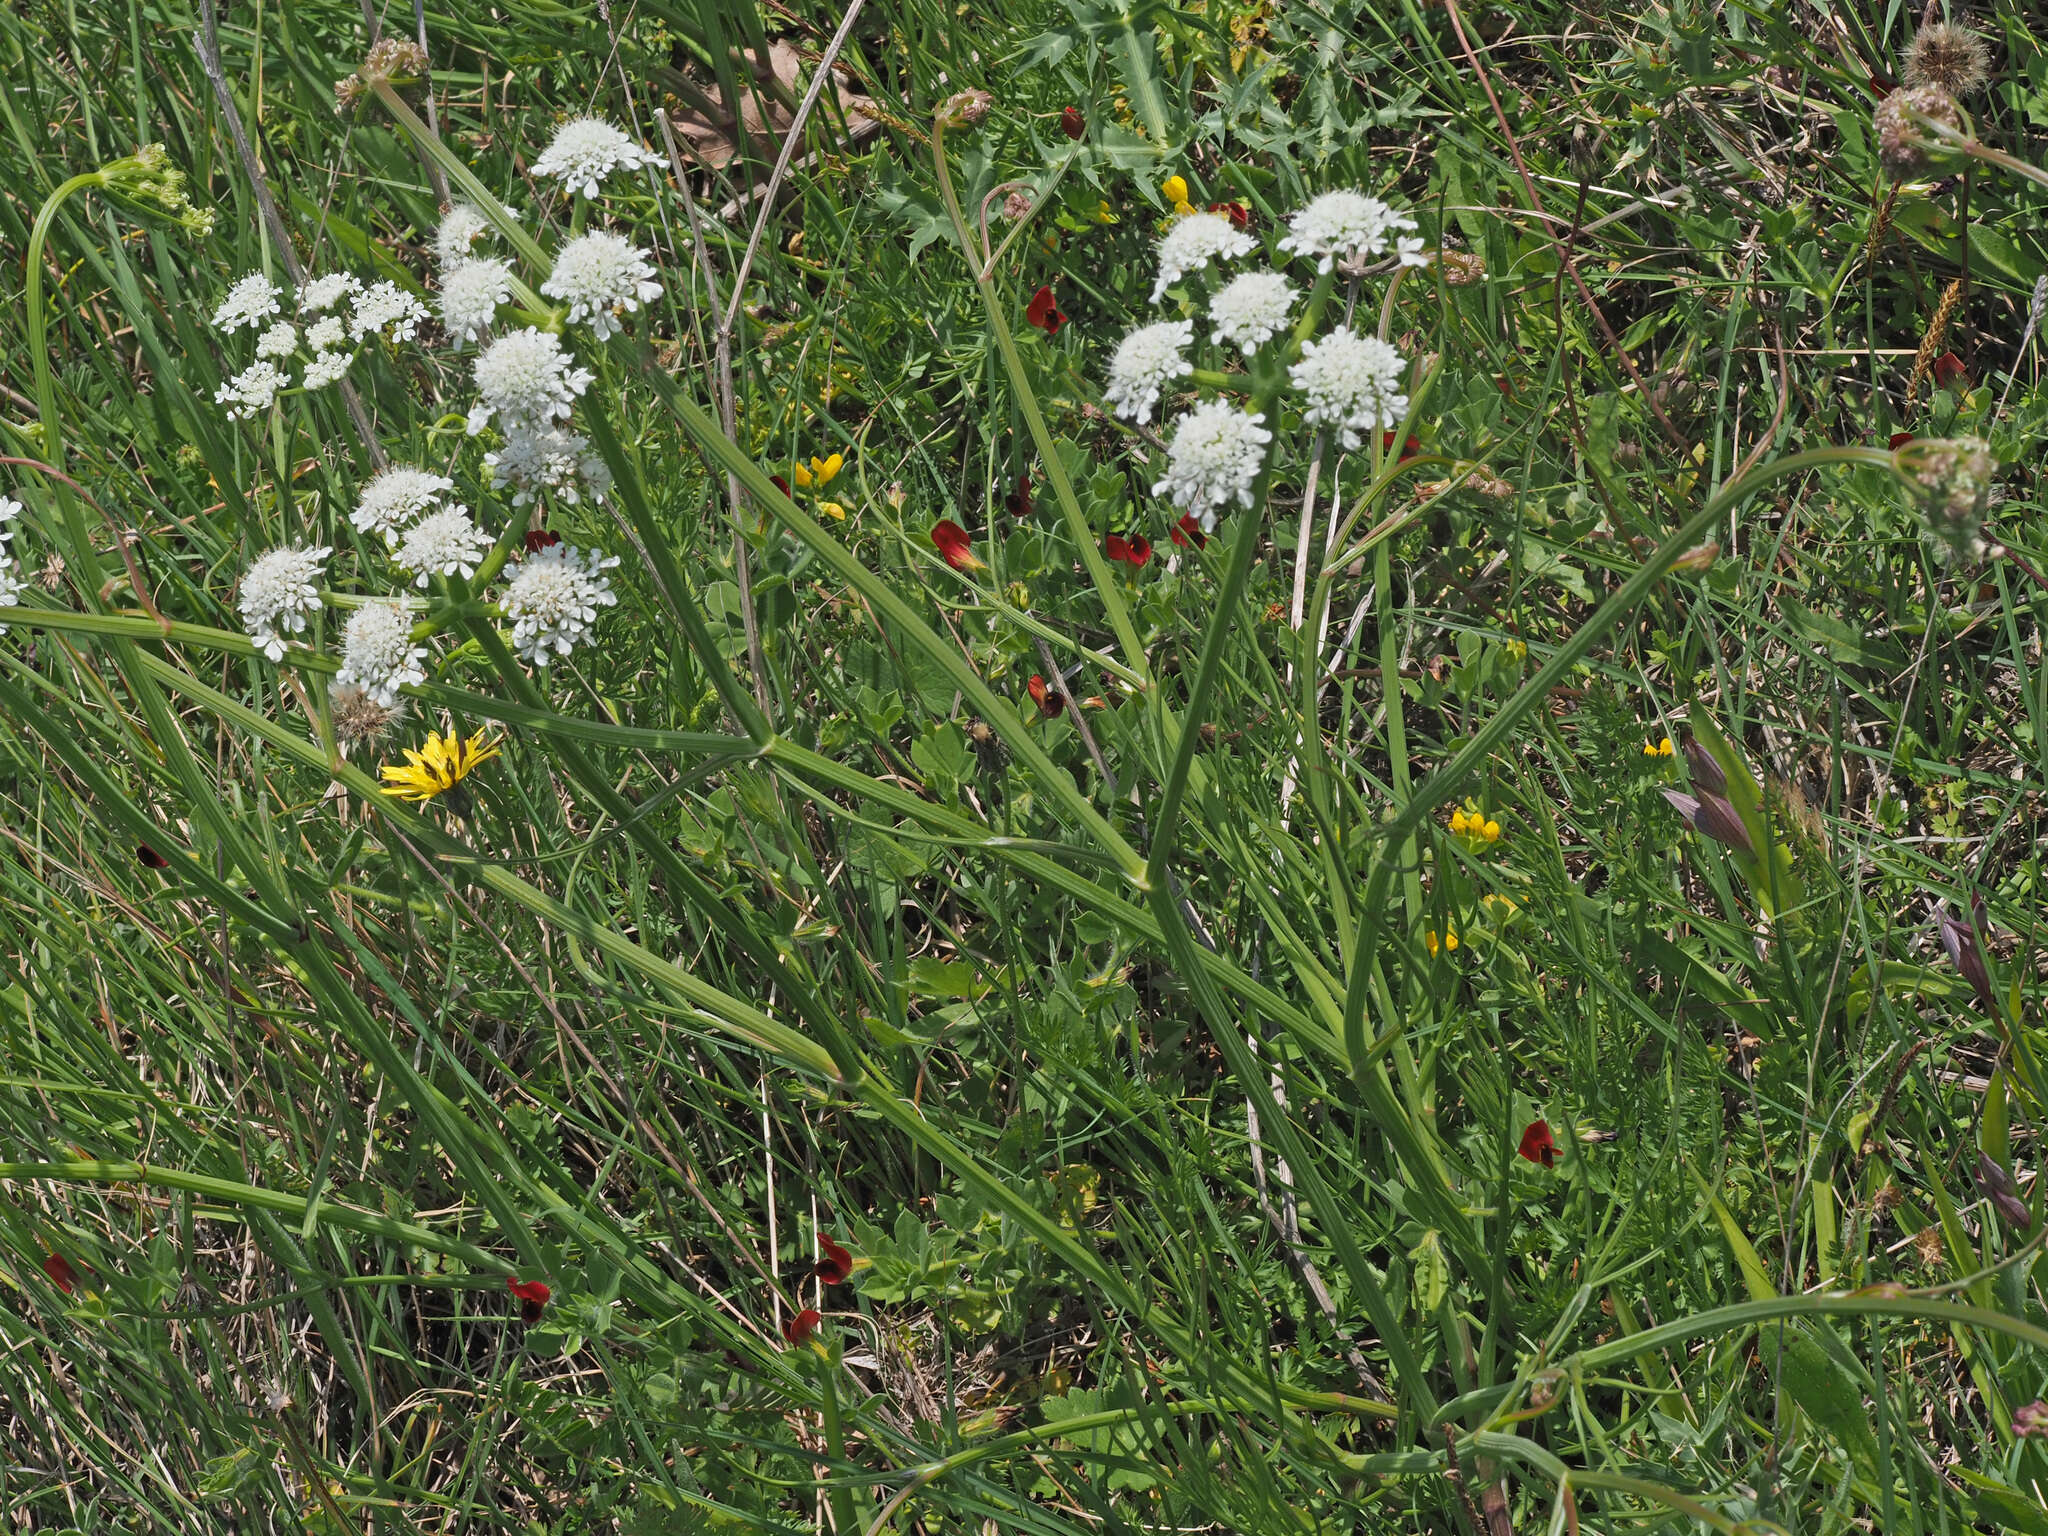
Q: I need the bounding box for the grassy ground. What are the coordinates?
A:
[2,0,2047,1530]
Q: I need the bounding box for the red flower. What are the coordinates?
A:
[770,474,791,496]
[507,1276,551,1326]
[1004,472,1034,520]
[1027,674,1067,718]
[1208,201,1251,231]
[524,528,559,552]
[42,1253,77,1294]
[1932,352,1966,389]
[1105,533,1152,568]
[783,1307,822,1344]
[1381,432,1422,462]
[931,520,983,572]
[136,843,171,869]
[1888,432,1915,449]
[1518,1120,1558,1170]
[1060,106,1085,141]
[814,1235,853,1286]
[1169,514,1208,550]
[1025,285,1066,336]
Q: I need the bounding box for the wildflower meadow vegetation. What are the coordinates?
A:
[6,0,2048,1529]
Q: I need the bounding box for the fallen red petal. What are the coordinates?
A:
[783,1307,822,1344]
[43,1254,77,1294]
[1518,1120,1558,1170]
[1932,352,1966,388]
[815,1235,853,1286]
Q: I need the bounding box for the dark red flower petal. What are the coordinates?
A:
[1170,514,1209,550]
[1381,432,1422,462]
[1025,285,1066,336]
[524,528,560,552]
[1106,534,1151,568]
[1027,674,1048,709]
[1060,106,1085,141]
[1208,200,1250,231]
[1888,432,1915,449]
[932,520,981,572]
[508,1275,551,1326]
[783,1307,822,1344]
[1004,472,1034,520]
[1518,1120,1558,1170]
[770,474,791,496]
[1126,535,1152,567]
[43,1253,77,1294]
[136,843,171,869]
[1027,674,1067,718]
[814,1234,853,1286]
[1932,352,1966,389]
[1105,534,1131,563]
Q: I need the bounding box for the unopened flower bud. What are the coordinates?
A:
[1935,899,1997,1015]
[1974,1152,2032,1230]
[937,89,993,129]
[1682,738,1727,797]
[360,36,430,84]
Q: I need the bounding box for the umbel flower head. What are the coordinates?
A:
[435,204,494,268]
[255,322,299,360]
[352,464,456,543]
[1874,85,1965,173]
[1277,189,1417,274]
[467,328,594,436]
[1208,270,1296,354]
[500,542,620,664]
[531,116,662,199]
[1289,329,1409,448]
[213,272,282,334]
[335,599,429,707]
[1152,400,1272,532]
[394,506,492,586]
[486,426,612,507]
[1905,23,1991,97]
[1103,319,1193,424]
[239,543,331,661]
[350,280,430,343]
[215,361,287,420]
[542,232,662,341]
[379,726,501,803]
[439,258,512,347]
[1150,211,1256,302]
[298,273,360,313]
[330,680,407,751]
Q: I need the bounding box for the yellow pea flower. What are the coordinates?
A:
[1161,174,1189,206]
[1449,808,1469,835]
[1482,819,1501,843]
[818,501,847,521]
[380,728,501,803]
[1426,927,1460,958]
[1094,199,1118,224]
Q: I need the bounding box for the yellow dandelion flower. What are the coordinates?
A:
[380,727,501,803]
[1161,174,1189,206]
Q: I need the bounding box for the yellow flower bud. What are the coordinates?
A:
[1161,174,1189,206]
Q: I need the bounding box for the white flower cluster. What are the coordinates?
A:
[215,361,288,420]
[213,273,282,334]
[500,542,619,664]
[1289,330,1408,448]
[335,599,428,706]
[209,270,371,415]
[350,280,430,343]
[0,496,24,632]
[1152,402,1272,532]
[1150,211,1256,302]
[531,117,662,199]
[435,204,494,268]
[299,273,360,314]
[352,465,457,544]
[394,506,492,586]
[466,328,594,437]
[1208,272,1296,354]
[440,258,512,347]
[542,232,661,340]
[1276,190,1418,274]
[1103,320,1193,425]
[485,426,612,506]
[240,543,331,660]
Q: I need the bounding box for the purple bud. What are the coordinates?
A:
[1661,789,1701,825]
[1693,791,1756,860]
[1937,901,1997,1014]
[1683,739,1727,796]
[1975,1152,2032,1230]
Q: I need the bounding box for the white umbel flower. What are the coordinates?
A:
[435,204,493,267]
[306,316,348,352]
[532,116,662,199]
[1150,211,1256,302]
[298,273,360,313]
[1103,320,1193,425]
[213,272,282,333]
[500,542,620,664]
[215,361,288,420]
[485,425,612,506]
[239,543,331,661]
[1396,236,1432,270]
[439,258,512,346]
[303,353,351,390]
[350,280,430,343]
[335,599,428,706]
[255,322,300,360]
[394,506,491,586]
[1152,401,1272,532]
[1288,329,1409,449]
[466,328,594,435]
[1208,271,1297,353]
[352,464,456,543]
[0,494,22,546]
[1277,190,1417,274]
[542,232,661,340]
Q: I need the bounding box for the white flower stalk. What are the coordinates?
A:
[439,258,513,347]
[302,353,352,390]
[350,280,430,343]
[542,232,661,340]
[500,542,619,664]
[1289,329,1409,448]
[1150,211,1255,302]
[213,272,282,333]
[1208,271,1296,353]
[531,116,662,199]
[352,465,456,543]
[393,506,491,586]
[1277,189,1417,274]
[239,543,331,661]
[435,204,493,267]
[485,425,612,506]
[255,322,300,361]
[466,328,594,435]
[335,599,428,706]
[1153,400,1272,531]
[298,273,360,313]
[1103,320,1194,425]
[215,361,288,420]
[305,316,348,352]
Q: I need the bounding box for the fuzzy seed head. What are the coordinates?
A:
[1904,23,1991,97]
